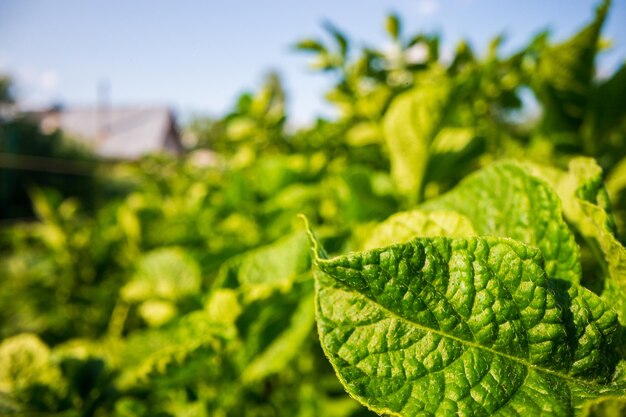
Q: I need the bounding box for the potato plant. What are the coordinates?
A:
[1,1,625,416]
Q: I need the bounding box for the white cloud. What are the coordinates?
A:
[40,70,59,91]
[14,67,60,92]
[417,0,439,16]
[8,66,61,107]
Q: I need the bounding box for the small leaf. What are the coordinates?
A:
[323,21,349,58]
[294,39,327,54]
[487,34,507,60]
[138,300,177,327]
[385,14,401,40]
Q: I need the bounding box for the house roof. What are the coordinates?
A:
[41,106,182,159]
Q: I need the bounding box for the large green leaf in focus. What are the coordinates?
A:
[311,234,624,416]
[422,162,581,285]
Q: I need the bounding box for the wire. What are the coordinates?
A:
[0,153,100,176]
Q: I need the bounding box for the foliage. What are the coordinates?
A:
[1,1,626,416]
[0,106,100,219]
[308,160,626,416]
[0,75,14,106]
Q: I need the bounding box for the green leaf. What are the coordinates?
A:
[312,236,623,416]
[362,209,475,250]
[205,288,242,326]
[295,39,327,54]
[346,122,383,147]
[214,232,311,290]
[383,70,451,202]
[426,127,484,184]
[580,396,626,417]
[586,63,626,140]
[606,156,626,203]
[242,291,315,383]
[0,393,23,415]
[121,247,201,303]
[0,333,67,410]
[234,279,315,377]
[333,167,397,224]
[117,311,232,388]
[214,231,318,382]
[535,0,610,140]
[323,21,349,58]
[138,300,177,327]
[429,127,476,155]
[252,154,320,197]
[527,158,626,321]
[385,14,401,40]
[422,162,582,285]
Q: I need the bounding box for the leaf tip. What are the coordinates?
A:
[297,214,328,260]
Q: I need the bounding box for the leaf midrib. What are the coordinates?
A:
[318,260,602,390]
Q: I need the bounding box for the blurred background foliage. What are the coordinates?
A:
[1,0,626,415]
[0,76,99,220]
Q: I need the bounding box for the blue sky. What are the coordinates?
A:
[1,0,624,124]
